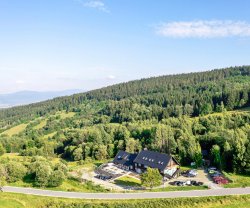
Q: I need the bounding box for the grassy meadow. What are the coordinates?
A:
[0,193,249,208]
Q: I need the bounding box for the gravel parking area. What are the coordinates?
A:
[167,169,222,189]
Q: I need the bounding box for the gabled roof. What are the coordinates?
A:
[133,150,179,171]
[113,150,137,167]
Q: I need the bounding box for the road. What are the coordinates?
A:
[3,186,250,199]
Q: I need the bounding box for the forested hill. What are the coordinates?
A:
[1,66,250,126]
[1,66,250,175]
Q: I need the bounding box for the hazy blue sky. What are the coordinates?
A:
[1,0,250,93]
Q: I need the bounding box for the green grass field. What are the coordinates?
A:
[151,185,208,192]
[9,176,108,193]
[223,172,250,188]
[55,111,76,119]
[0,193,249,208]
[114,176,141,187]
[0,123,28,136]
[33,119,47,130]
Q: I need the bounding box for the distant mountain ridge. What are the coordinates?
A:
[0,89,83,108]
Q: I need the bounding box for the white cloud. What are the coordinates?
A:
[106,75,116,80]
[15,80,25,84]
[156,20,250,38]
[81,0,109,13]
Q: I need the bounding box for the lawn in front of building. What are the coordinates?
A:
[114,176,141,187]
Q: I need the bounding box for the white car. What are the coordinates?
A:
[188,169,198,176]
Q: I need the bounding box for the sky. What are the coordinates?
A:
[0,0,250,93]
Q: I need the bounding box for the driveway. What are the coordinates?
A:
[3,186,250,199]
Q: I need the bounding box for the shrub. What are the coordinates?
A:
[5,162,27,182]
[48,170,65,187]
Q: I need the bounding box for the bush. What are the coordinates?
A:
[5,162,27,182]
[48,170,65,187]
[34,162,52,187]
[0,143,5,156]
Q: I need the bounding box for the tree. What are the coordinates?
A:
[54,162,68,177]
[0,143,5,156]
[141,168,162,189]
[244,142,250,174]
[200,103,213,115]
[107,144,114,158]
[34,162,52,187]
[29,158,53,187]
[0,164,7,188]
[152,125,177,154]
[232,132,247,173]
[48,170,65,187]
[5,162,27,183]
[72,147,83,161]
[95,145,107,160]
[211,145,221,169]
[194,152,203,168]
[125,138,141,153]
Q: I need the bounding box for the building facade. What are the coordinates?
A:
[113,150,180,179]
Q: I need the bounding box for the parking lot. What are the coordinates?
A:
[83,164,224,190]
[166,168,222,189]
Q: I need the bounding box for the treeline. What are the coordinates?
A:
[1,66,250,128]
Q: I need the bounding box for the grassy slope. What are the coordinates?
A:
[223,172,250,188]
[0,193,249,208]
[33,119,47,130]
[0,123,28,136]
[0,111,76,136]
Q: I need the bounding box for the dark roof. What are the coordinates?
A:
[133,150,179,171]
[113,150,137,167]
[201,150,208,156]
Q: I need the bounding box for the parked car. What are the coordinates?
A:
[208,167,217,172]
[213,176,229,184]
[182,169,198,177]
[185,180,191,186]
[197,182,204,186]
[96,175,112,180]
[189,169,198,176]
[210,171,222,177]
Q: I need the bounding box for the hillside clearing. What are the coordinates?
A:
[33,119,47,130]
[0,123,28,137]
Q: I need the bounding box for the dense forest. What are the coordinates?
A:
[0,66,250,175]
